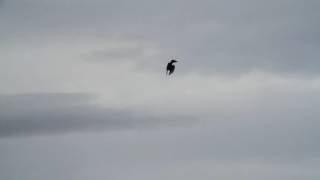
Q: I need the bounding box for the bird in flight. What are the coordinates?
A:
[166,59,178,76]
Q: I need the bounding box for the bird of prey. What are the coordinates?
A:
[166,59,178,75]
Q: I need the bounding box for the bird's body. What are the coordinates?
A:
[166,60,178,75]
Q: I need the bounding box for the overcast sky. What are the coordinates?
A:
[1,0,320,179]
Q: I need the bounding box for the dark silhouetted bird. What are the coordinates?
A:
[166,59,178,76]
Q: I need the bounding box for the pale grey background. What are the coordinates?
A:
[0,0,320,179]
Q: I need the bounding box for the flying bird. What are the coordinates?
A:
[166,59,178,76]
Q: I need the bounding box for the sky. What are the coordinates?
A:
[1,0,320,179]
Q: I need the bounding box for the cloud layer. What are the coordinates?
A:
[0,93,189,137]
[1,0,320,180]
[2,0,320,75]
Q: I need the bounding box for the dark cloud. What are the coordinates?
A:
[0,93,187,138]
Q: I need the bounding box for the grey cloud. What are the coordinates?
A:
[0,90,319,179]
[2,0,320,75]
[0,93,187,137]
[87,47,145,61]
[1,92,319,161]
[1,1,320,179]
[83,45,166,73]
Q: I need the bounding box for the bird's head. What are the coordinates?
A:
[170,59,178,63]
